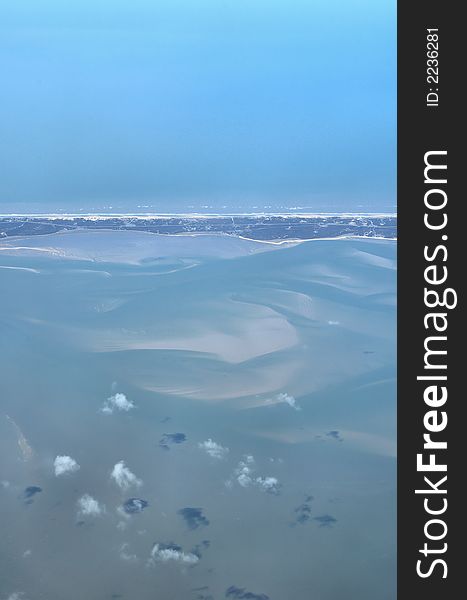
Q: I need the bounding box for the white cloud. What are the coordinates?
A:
[237,471,252,487]
[149,544,199,565]
[255,476,281,495]
[198,439,229,459]
[1,480,10,489]
[228,456,282,494]
[111,461,142,491]
[22,550,32,558]
[277,392,301,411]
[231,455,255,488]
[5,593,26,600]
[77,494,104,517]
[119,543,137,562]
[101,393,135,415]
[54,455,80,477]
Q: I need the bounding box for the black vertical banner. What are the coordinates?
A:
[398,3,462,598]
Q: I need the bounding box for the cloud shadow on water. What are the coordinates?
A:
[178,507,210,530]
[314,514,338,527]
[122,498,149,515]
[159,433,187,450]
[225,585,270,600]
[22,486,42,505]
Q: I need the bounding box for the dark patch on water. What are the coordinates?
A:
[22,486,42,504]
[314,514,337,527]
[122,498,149,515]
[178,507,209,530]
[191,540,211,558]
[325,430,343,442]
[159,432,187,450]
[225,585,270,600]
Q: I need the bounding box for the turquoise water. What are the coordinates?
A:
[0,233,396,600]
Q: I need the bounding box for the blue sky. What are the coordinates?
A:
[0,1,396,214]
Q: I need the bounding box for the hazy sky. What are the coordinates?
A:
[0,1,396,214]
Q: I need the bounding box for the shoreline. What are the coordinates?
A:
[0,228,397,250]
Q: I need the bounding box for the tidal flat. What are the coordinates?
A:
[0,231,396,600]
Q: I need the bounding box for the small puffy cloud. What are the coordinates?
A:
[178,507,210,530]
[277,392,301,411]
[159,433,186,450]
[255,477,281,496]
[235,456,255,488]
[54,455,80,477]
[1,480,10,489]
[198,439,229,460]
[122,498,149,515]
[102,393,135,415]
[149,542,199,565]
[77,494,104,517]
[119,543,137,562]
[225,586,270,600]
[5,593,26,600]
[314,514,337,527]
[228,457,281,494]
[111,461,142,491]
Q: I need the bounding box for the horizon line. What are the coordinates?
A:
[0,211,397,219]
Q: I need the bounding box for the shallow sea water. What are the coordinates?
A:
[0,232,396,600]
